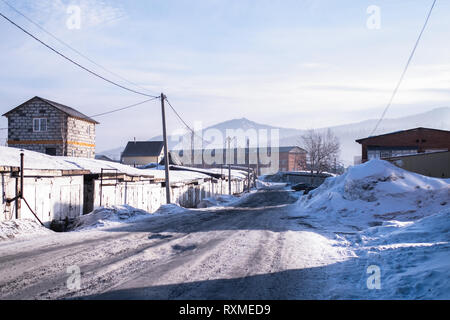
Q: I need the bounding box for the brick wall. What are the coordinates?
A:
[66,117,96,158]
[279,151,307,171]
[6,98,96,158]
[7,100,66,155]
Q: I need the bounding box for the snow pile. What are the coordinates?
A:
[154,204,190,215]
[256,179,287,190]
[0,219,53,241]
[296,159,449,229]
[196,195,238,208]
[68,205,150,231]
[333,209,450,299]
[65,204,191,231]
[292,159,450,299]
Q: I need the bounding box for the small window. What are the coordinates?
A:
[45,148,56,156]
[33,118,47,132]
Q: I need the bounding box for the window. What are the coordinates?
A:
[33,118,47,132]
[45,148,56,156]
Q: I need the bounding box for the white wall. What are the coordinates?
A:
[1,169,247,223]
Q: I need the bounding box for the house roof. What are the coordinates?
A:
[2,96,99,124]
[278,146,307,153]
[356,127,450,144]
[122,141,164,157]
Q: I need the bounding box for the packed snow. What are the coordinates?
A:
[0,219,53,241]
[67,205,151,231]
[67,204,192,231]
[290,159,450,299]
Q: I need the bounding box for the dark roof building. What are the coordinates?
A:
[121,141,165,166]
[356,127,450,162]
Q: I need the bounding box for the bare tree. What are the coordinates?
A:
[299,129,341,177]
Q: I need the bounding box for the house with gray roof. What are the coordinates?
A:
[2,96,99,158]
[121,141,165,166]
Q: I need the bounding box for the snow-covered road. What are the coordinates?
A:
[0,190,348,300]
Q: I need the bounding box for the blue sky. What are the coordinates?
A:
[1,0,449,152]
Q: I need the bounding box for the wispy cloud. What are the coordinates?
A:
[3,0,127,29]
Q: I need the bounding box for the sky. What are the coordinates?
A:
[0,0,449,153]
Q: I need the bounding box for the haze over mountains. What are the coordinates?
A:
[99,107,450,166]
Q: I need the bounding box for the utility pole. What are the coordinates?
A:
[190,131,194,167]
[161,93,171,204]
[247,138,250,192]
[226,136,232,195]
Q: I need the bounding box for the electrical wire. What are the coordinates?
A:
[164,97,212,145]
[370,0,437,136]
[89,96,160,118]
[0,11,159,98]
[0,0,155,96]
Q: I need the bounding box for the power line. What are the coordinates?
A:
[164,97,212,145]
[89,97,159,118]
[0,11,159,99]
[370,0,437,136]
[0,0,155,96]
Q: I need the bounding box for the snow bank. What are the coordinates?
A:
[68,205,151,231]
[292,159,450,299]
[64,204,191,231]
[0,219,53,241]
[153,204,190,215]
[256,179,287,190]
[350,209,450,299]
[196,195,238,208]
[296,159,449,229]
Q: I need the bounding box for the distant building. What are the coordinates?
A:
[121,141,164,166]
[278,146,308,172]
[356,127,450,163]
[2,96,98,158]
[176,145,307,175]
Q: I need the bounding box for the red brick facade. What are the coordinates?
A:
[278,147,307,172]
[356,128,450,162]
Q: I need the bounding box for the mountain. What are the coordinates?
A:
[98,107,450,166]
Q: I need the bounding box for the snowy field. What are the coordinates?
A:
[0,159,448,299]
